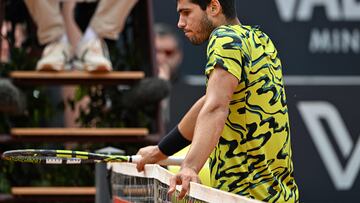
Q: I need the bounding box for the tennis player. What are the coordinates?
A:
[136,0,299,202]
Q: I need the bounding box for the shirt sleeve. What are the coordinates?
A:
[205,27,248,82]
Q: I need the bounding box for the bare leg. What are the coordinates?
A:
[61,1,82,54]
[61,2,82,127]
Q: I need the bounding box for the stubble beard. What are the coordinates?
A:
[188,15,216,45]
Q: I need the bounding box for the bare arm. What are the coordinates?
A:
[136,95,206,171]
[182,68,237,172]
[61,1,82,50]
[178,95,206,141]
[169,67,238,198]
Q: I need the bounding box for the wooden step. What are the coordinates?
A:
[10,70,145,85]
[11,128,149,137]
[11,187,95,196]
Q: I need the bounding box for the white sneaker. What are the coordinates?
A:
[36,41,72,72]
[76,38,112,72]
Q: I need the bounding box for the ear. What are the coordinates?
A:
[207,0,221,16]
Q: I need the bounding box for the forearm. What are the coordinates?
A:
[178,95,206,141]
[157,96,206,156]
[181,104,228,173]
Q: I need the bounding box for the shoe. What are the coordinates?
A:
[76,38,112,72]
[36,41,72,72]
[71,56,84,71]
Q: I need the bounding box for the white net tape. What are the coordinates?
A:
[110,163,263,203]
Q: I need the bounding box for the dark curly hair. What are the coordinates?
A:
[190,0,236,19]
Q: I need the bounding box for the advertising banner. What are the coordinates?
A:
[238,0,360,75]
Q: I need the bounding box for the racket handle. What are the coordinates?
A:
[130,155,183,166]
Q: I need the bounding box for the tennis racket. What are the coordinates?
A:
[1,149,183,165]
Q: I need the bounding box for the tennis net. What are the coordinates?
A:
[110,163,263,203]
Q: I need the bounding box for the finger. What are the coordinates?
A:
[136,159,145,172]
[168,176,178,196]
[178,178,189,200]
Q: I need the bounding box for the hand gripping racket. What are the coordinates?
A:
[1,149,183,165]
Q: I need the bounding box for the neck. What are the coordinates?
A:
[212,15,241,28]
[227,17,240,25]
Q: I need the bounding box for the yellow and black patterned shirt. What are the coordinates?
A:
[205,24,299,202]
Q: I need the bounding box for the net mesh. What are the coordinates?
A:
[110,163,263,203]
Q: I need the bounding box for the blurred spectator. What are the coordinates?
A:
[1,21,27,63]
[24,0,138,72]
[154,23,183,83]
[154,23,183,128]
[1,22,10,63]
